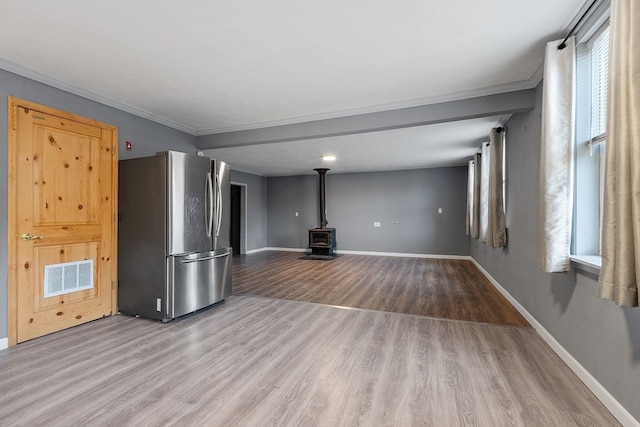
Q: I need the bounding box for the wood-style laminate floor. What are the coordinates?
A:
[0,295,618,426]
[233,251,530,327]
[1,252,619,426]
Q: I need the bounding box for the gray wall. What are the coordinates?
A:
[230,170,268,251]
[0,68,197,340]
[470,82,640,421]
[267,167,469,255]
[267,175,319,249]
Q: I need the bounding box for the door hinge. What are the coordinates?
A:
[111,280,115,290]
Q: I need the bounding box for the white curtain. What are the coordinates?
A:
[471,153,480,239]
[479,142,490,243]
[598,0,640,307]
[466,159,475,236]
[489,128,507,247]
[539,36,576,273]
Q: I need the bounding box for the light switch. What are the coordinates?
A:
[438,208,443,214]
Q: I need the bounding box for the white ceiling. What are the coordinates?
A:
[0,0,587,176]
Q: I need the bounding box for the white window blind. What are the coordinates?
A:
[590,26,609,147]
[590,24,609,253]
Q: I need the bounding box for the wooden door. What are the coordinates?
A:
[8,97,118,345]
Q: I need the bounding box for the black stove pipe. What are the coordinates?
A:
[314,168,329,228]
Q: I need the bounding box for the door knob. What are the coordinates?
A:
[21,233,44,241]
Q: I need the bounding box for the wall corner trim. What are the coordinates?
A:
[0,337,8,350]
[469,258,640,427]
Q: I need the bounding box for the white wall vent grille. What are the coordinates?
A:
[44,260,94,298]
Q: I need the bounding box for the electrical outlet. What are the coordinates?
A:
[295,211,299,217]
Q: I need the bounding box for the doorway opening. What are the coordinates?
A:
[230,182,247,255]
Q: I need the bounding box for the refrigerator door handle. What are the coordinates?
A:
[215,173,223,237]
[180,252,230,263]
[206,172,214,237]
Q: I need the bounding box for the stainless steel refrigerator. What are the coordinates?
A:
[118,151,232,321]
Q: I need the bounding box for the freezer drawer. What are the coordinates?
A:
[167,248,232,320]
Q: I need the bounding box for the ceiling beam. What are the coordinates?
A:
[196,89,536,149]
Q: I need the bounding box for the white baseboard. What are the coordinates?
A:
[245,247,270,254]
[337,249,470,259]
[469,258,639,427]
[267,247,308,253]
[0,337,8,350]
[245,247,471,260]
[245,247,307,254]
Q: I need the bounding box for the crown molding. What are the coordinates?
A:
[0,59,197,135]
[2,57,544,138]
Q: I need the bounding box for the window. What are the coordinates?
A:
[590,25,609,253]
[467,129,506,247]
[573,22,609,261]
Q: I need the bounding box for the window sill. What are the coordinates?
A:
[570,255,601,276]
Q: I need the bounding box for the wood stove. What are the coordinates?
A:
[308,168,337,258]
[309,228,336,257]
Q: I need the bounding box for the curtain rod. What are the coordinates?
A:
[558,0,599,49]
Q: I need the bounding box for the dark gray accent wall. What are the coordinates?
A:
[470,82,640,421]
[0,68,197,341]
[267,167,469,255]
[230,170,267,251]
